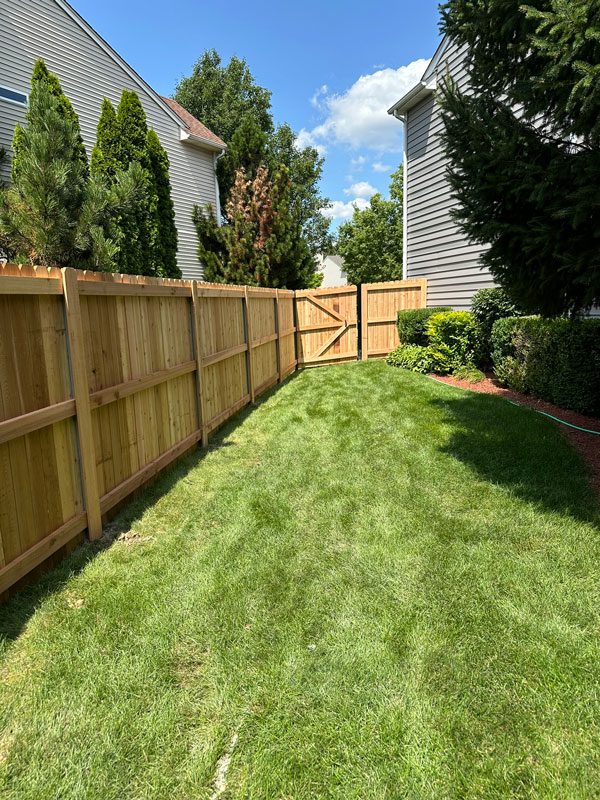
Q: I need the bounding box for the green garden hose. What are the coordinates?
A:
[506,401,600,435]
[429,375,600,435]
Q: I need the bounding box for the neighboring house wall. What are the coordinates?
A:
[317,255,347,288]
[392,39,495,309]
[0,0,223,279]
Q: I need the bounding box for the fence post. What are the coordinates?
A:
[61,268,102,540]
[360,283,368,361]
[420,278,427,307]
[275,289,283,383]
[243,286,256,403]
[191,281,208,447]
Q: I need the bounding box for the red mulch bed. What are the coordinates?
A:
[432,373,600,499]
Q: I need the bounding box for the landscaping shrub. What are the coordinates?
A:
[492,316,600,415]
[426,311,481,372]
[453,365,486,383]
[386,344,435,373]
[472,287,524,364]
[397,306,452,346]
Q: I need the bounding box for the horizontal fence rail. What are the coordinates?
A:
[0,264,424,596]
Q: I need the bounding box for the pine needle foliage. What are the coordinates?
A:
[91,90,179,277]
[439,0,600,315]
[0,61,140,269]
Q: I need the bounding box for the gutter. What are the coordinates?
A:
[387,80,436,120]
[180,129,226,153]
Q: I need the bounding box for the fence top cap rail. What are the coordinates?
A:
[361,279,426,288]
[1,264,195,288]
[295,285,357,296]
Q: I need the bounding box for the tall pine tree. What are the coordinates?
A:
[90,90,172,276]
[0,61,141,268]
[146,129,179,278]
[440,0,600,315]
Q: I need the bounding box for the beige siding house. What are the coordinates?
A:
[388,38,494,309]
[0,0,225,279]
[316,254,347,288]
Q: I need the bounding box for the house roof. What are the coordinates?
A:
[160,97,226,149]
[53,0,225,152]
[387,36,450,119]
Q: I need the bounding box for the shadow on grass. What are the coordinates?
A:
[0,375,297,643]
[430,388,599,526]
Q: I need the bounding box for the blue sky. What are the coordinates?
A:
[71,0,442,228]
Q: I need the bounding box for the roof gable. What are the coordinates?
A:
[52,0,224,150]
[160,97,226,149]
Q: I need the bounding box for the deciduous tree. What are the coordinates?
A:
[336,167,404,285]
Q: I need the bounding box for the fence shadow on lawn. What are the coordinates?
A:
[0,377,295,644]
[430,390,600,526]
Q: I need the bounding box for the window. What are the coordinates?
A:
[0,86,27,106]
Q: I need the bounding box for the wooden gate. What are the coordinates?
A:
[361,279,427,360]
[295,285,358,366]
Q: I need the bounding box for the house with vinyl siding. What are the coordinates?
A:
[0,0,225,279]
[388,38,495,310]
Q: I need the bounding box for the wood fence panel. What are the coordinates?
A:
[197,286,249,433]
[79,291,197,503]
[295,285,358,366]
[361,279,427,360]
[248,290,279,396]
[0,279,84,592]
[277,291,296,379]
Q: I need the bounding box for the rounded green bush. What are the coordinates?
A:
[396,307,452,346]
[426,311,482,371]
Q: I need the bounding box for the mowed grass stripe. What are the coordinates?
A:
[0,361,598,799]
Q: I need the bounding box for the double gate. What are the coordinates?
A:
[296,279,427,366]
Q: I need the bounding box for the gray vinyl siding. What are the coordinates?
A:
[405,40,494,309]
[0,0,219,279]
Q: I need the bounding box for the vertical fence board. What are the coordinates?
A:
[62,268,102,540]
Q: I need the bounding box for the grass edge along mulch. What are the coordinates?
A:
[431,371,600,498]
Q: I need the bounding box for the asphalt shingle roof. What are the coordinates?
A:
[160,96,226,148]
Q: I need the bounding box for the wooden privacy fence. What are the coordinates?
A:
[0,267,425,595]
[0,266,295,595]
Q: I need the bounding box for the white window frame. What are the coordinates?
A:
[0,85,28,107]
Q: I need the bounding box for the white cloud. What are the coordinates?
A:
[372,162,391,173]
[302,58,429,152]
[323,197,370,221]
[351,155,366,168]
[310,84,329,108]
[295,128,327,156]
[344,181,377,199]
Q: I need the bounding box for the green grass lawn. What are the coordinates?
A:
[1,361,599,799]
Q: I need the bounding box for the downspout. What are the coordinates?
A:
[401,112,408,281]
[213,149,225,225]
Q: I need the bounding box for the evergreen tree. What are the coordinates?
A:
[440,0,600,315]
[0,69,141,268]
[90,99,119,178]
[146,129,179,278]
[17,59,89,177]
[336,167,404,285]
[193,165,317,288]
[91,90,162,276]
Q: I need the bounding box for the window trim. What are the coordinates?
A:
[0,85,28,107]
